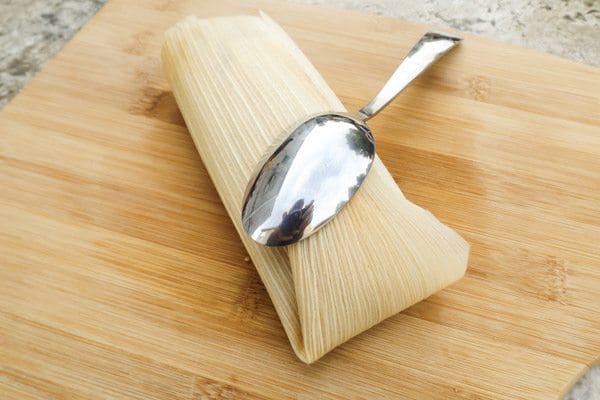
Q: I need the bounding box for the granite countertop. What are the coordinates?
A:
[1,0,599,109]
[0,0,598,398]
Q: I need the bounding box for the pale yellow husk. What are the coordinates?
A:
[161,13,469,363]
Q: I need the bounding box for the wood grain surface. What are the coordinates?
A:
[1,0,599,399]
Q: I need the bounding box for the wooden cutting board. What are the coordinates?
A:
[1,0,598,399]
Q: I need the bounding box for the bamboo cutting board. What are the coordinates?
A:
[1,0,599,399]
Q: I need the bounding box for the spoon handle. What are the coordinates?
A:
[358,32,461,121]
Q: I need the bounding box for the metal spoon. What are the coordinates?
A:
[241,32,461,246]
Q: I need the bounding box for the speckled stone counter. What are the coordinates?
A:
[293,0,600,67]
[0,0,598,398]
[0,0,105,108]
[1,0,599,109]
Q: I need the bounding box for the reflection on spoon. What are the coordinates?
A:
[265,199,315,246]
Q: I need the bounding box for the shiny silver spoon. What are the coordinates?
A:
[241,32,461,246]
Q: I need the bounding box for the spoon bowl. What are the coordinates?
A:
[242,112,374,246]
